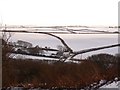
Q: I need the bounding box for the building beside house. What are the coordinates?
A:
[17,40,33,48]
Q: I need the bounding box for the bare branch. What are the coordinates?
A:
[1,30,73,53]
[65,44,120,61]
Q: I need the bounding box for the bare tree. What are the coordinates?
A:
[2,31,14,60]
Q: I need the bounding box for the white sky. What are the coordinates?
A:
[0,0,119,26]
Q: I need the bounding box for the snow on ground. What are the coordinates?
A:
[100,81,120,89]
[10,53,59,61]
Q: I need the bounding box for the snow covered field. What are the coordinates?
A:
[8,26,118,58]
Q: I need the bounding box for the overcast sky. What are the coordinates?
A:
[0,0,119,26]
